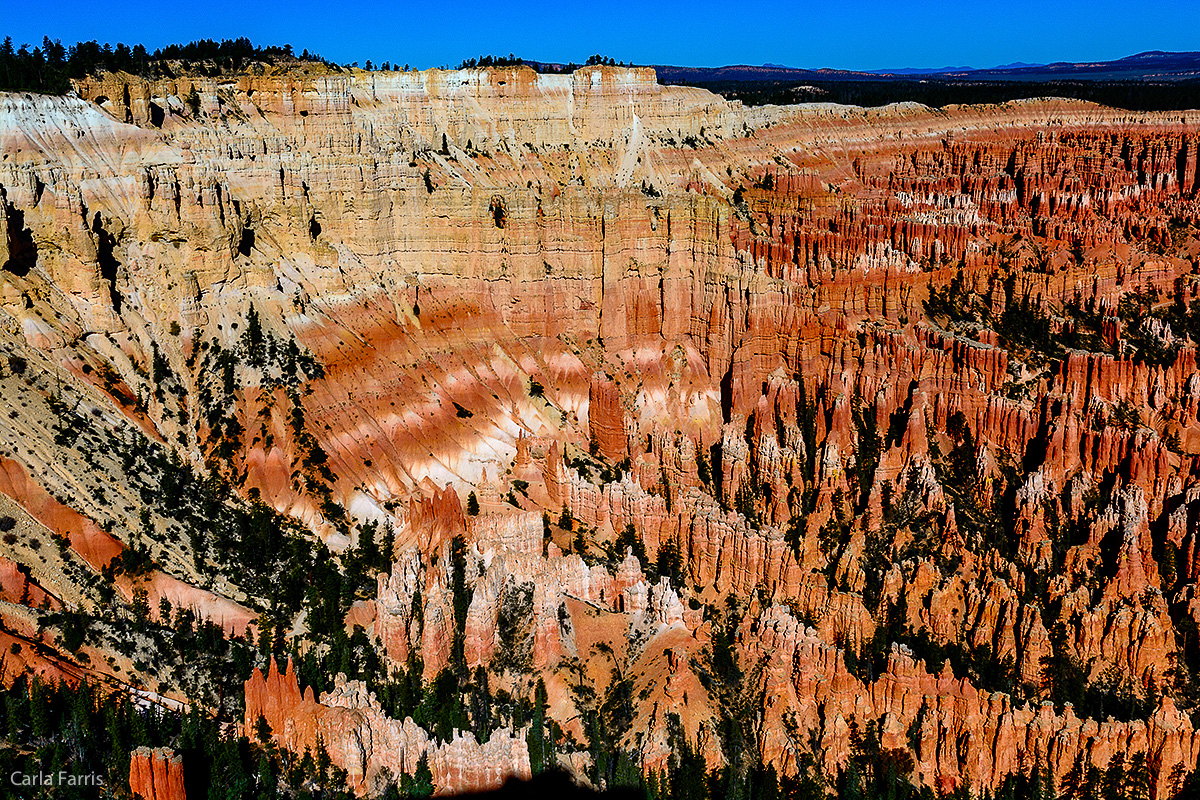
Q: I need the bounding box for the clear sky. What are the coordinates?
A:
[4,0,1199,71]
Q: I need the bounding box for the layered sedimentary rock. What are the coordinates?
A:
[746,603,1200,798]
[588,374,628,462]
[2,63,1200,796]
[244,658,531,796]
[129,748,187,800]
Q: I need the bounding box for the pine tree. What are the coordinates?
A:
[450,535,470,675]
[666,714,707,800]
[1060,752,1085,799]
[469,666,493,742]
[614,750,642,789]
[1102,752,1127,800]
[244,303,265,367]
[255,714,272,743]
[29,678,51,741]
[528,678,552,774]
[1127,751,1151,800]
[616,523,647,563]
[842,761,864,800]
[406,752,433,798]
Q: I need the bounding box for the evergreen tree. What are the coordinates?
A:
[450,534,471,675]
[1102,751,1127,800]
[30,678,51,741]
[528,678,552,774]
[842,759,864,800]
[666,714,707,800]
[469,666,493,743]
[400,752,434,798]
[244,303,265,366]
[615,523,647,563]
[1127,751,1151,800]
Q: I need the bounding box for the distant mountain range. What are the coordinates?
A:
[653,50,1200,83]
[863,62,1045,76]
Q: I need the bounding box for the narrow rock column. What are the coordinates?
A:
[129,747,187,800]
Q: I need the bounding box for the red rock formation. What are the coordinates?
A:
[244,658,531,796]
[7,65,1200,797]
[0,457,253,635]
[588,373,628,462]
[129,748,187,800]
[743,603,1200,798]
[0,554,59,609]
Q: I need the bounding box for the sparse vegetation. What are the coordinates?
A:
[0,36,331,95]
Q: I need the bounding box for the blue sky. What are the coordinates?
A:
[4,0,1199,70]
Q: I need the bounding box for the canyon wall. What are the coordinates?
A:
[1,65,1200,795]
[129,748,187,800]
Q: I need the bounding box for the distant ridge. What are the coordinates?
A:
[653,50,1200,84]
[939,50,1200,81]
[865,65,975,76]
[992,61,1045,70]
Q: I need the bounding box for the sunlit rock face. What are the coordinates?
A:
[3,64,1200,795]
[129,748,188,800]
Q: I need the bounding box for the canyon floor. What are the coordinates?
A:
[1,64,1200,799]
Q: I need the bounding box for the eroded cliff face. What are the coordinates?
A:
[244,658,531,796]
[3,65,1200,796]
[129,748,187,800]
